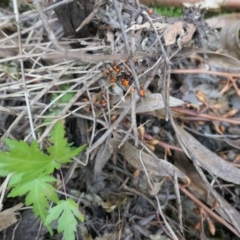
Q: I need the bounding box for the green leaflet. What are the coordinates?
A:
[0,121,86,238]
[47,121,86,163]
[9,175,58,224]
[45,199,84,240]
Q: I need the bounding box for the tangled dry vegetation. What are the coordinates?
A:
[1,0,240,239]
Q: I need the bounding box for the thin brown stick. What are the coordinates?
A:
[113,0,140,146]
[174,172,183,233]
[20,0,74,22]
[76,0,103,32]
[171,68,240,77]
[38,73,102,143]
[33,0,65,52]
[13,0,36,140]
[180,185,240,238]
[172,107,240,124]
[86,102,133,154]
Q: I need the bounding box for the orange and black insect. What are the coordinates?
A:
[139,85,145,97]
[110,76,116,83]
[101,99,107,107]
[120,73,133,87]
[95,99,108,108]
[121,78,130,87]
[105,67,112,77]
[113,61,120,73]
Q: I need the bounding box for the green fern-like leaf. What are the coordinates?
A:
[9,175,59,223]
[0,139,60,184]
[0,122,86,183]
[0,121,86,237]
[45,199,84,240]
[47,121,86,163]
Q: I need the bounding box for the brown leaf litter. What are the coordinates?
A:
[0,0,240,239]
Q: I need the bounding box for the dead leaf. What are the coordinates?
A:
[206,13,240,30]
[115,140,190,185]
[177,48,240,73]
[220,20,240,59]
[94,141,114,178]
[173,124,240,185]
[206,52,240,73]
[207,14,240,59]
[147,177,165,196]
[163,22,195,46]
[170,115,240,235]
[181,23,196,44]
[101,197,127,213]
[116,93,184,113]
[175,151,240,232]
[224,138,240,150]
[126,21,169,32]
[164,22,184,46]
[0,203,23,231]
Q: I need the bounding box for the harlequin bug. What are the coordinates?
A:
[101,99,107,107]
[139,85,145,97]
[110,76,116,83]
[105,68,111,77]
[121,78,130,87]
[113,61,120,73]
[104,61,145,97]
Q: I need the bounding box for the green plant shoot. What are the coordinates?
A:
[0,121,86,239]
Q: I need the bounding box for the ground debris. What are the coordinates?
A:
[0,0,240,239]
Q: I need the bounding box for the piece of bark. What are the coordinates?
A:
[54,0,94,39]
